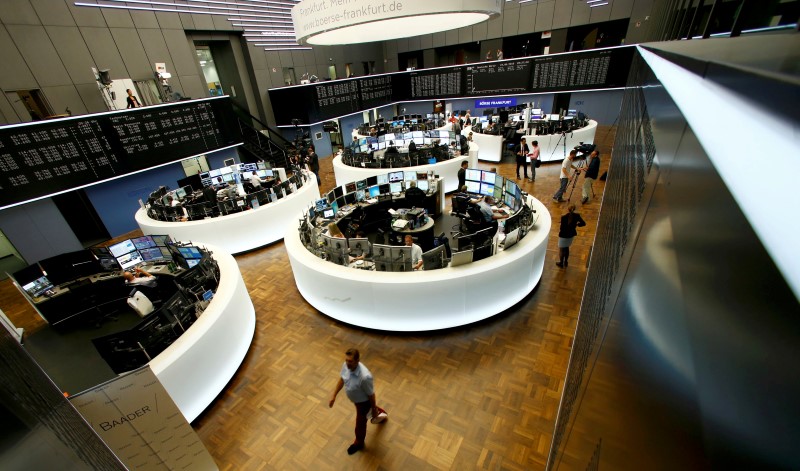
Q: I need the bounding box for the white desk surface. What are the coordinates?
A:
[286,195,551,331]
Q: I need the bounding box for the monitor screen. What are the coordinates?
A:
[158,247,172,259]
[378,142,386,150]
[389,182,402,193]
[181,185,193,197]
[412,130,424,139]
[109,239,136,258]
[222,173,234,183]
[327,192,335,203]
[219,166,233,175]
[242,171,253,179]
[150,234,171,246]
[504,192,515,208]
[495,174,504,188]
[178,246,203,259]
[90,246,110,257]
[377,134,386,143]
[466,181,480,194]
[131,236,156,250]
[404,171,416,181]
[465,169,482,181]
[117,251,143,270]
[417,180,429,192]
[439,130,450,139]
[139,247,164,262]
[315,198,327,211]
[547,114,560,121]
[377,174,389,184]
[356,180,367,190]
[505,180,516,194]
[479,182,494,197]
[481,171,495,184]
[368,185,380,198]
[384,133,395,142]
[388,171,403,183]
[428,157,437,165]
[22,276,53,297]
[493,185,503,201]
[323,208,334,218]
[334,186,344,198]
[331,200,339,215]
[175,187,186,199]
[378,183,390,195]
[344,192,356,206]
[208,169,222,178]
[345,182,356,193]
[186,259,201,269]
[355,189,365,202]
[366,176,378,186]
[223,158,236,167]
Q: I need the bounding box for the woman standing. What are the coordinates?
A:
[556,204,586,268]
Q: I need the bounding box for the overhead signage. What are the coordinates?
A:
[475,98,517,108]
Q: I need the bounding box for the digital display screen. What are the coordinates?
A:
[495,174,504,188]
[109,239,136,258]
[150,234,171,246]
[345,182,356,193]
[378,183,390,194]
[504,193,515,209]
[417,180,429,192]
[493,185,503,200]
[315,198,327,211]
[505,180,516,194]
[465,169,482,181]
[466,181,480,194]
[390,182,402,193]
[355,189,365,202]
[369,185,380,198]
[22,276,52,297]
[139,247,164,262]
[356,180,367,190]
[479,182,494,196]
[404,171,416,181]
[131,236,156,250]
[331,200,339,214]
[377,174,389,184]
[117,251,143,270]
[323,209,334,218]
[178,246,203,259]
[366,176,378,186]
[388,171,403,183]
[186,258,201,268]
[481,171,495,184]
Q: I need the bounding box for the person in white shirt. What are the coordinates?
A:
[405,235,423,270]
[528,140,540,182]
[553,149,581,202]
[249,174,262,189]
[123,267,157,288]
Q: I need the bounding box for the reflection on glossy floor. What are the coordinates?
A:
[0,126,614,470]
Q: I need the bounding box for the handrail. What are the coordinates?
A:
[229,100,292,148]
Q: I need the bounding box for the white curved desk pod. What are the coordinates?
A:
[136,172,320,254]
[287,196,550,331]
[149,243,255,422]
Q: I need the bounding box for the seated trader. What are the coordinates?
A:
[404,235,423,271]
[404,181,427,208]
[203,184,218,203]
[350,231,372,262]
[123,267,157,288]
[476,195,508,231]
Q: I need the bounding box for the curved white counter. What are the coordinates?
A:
[527,119,598,163]
[286,196,550,331]
[332,153,476,194]
[461,126,503,162]
[150,243,255,422]
[136,172,320,254]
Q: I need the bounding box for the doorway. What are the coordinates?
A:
[4,90,54,122]
[51,190,111,249]
[196,46,224,96]
[328,65,337,80]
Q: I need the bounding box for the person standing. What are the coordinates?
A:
[306,146,320,186]
[514,137,530,180]
[527,140,540,182]
[556,204,586,268]
[404,235,423,270]
[329,348,387,455]
[553,150,581,202]
[485,50,492,61]
[582,150,600,204]
[496,49,503,60]
[126,89,141,108]
[457,160,469,189]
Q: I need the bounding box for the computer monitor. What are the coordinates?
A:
[372,244,392,262]
[567,109,577,116]
[139,247,164,262]
[417,180,429,192]
[428,157,437,165]
[209,169,222,178]
[547,114,560,121]
[150,235,172,247]
[378,183,390,195]
[131,236,156,250]
[389,246,412,272]
[178,246,203,259]
[327,191,336,204]
[222,173,234,183]
[422,245,447,271]
[345,182,357,193]
[323,208,334,219]
[492,185,503,201]
[505,179,516,194]
[389,182,402,194]
[219,166,233,175]
[334,186,344,198]
[384,133,395,142]
[377,174,389,184]
[366,176,378,186]
[368,185,380,198]
[242,171,254,179]
[116,251,144,271]
[503,228,520,249]
[331,200,339,215]
[315,198,327,212]
[481,171,495,184]
[22,275,53,298]
[356,180,367,190]
[109,239,136,258]
[348,238,370,258]
[175,187,186,199]
[404,171,417,181]
[158,247,173,259]
[344,192,356,206]
[450,249,473,267]
[388,171,403,183]
[466,181,480,194]
[504,192,515,209]
[479,182,494,196]
[355,189,365,202]
[465,169,481,181]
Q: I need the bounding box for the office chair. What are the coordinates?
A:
[450,195,474,233]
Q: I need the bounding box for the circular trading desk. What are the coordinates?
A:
[332,152,476,194]
[532,119,598,163]
[286,195,550,332]
[150,243,254,422]
[136,171,320,254]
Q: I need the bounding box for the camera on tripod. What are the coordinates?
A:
[574,142,596,160]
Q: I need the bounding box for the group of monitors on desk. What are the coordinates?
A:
[464,168,524,213]
[105,235,206,271]
[356,114,437,135]
[352,130,459,154]
[309,171,435,221]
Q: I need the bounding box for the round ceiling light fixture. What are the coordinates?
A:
[292,0,502,46]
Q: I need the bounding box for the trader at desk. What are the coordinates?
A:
[404,235,423,271]
[123,267,157,288]
[403,181,427,208]
[477,196,509,223]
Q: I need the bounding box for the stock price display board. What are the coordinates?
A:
[531,47,634,92]
[0,97,241,209]
[465,59,532,95]
[409,67,463,99]
[311,81,360,123]
[359,75,394,110]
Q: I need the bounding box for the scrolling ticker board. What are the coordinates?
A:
[269,46,635,126]
[0,96,242,210]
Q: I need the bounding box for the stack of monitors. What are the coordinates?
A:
[463,168,523,213]
[177,246,203,268]
[108,235,173,270]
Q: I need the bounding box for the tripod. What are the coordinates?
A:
[548,130,571,161]
[566,158,588,202]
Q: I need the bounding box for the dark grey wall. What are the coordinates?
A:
[0,199,81,264]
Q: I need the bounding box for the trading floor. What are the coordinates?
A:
[0,126,613,470]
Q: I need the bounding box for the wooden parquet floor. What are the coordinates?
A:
[0,126,616,471]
